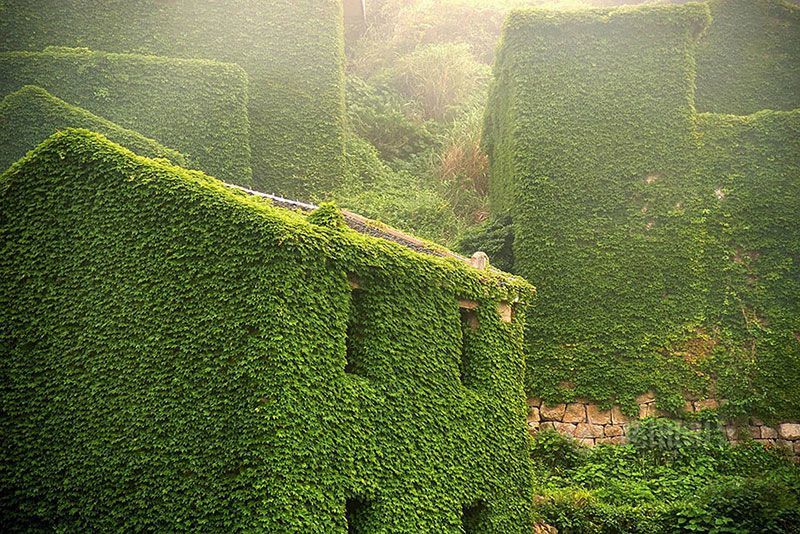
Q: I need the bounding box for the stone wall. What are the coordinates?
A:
[527,393,800,460]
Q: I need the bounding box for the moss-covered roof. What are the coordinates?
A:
[3,129,533,299]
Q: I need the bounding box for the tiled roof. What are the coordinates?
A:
[225,183,470,262]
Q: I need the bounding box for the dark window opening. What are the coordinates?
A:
[462,500,490,533]
[459,303,479,387]
[345,287,366,376]
[460,307,479,332]
[345,496,369,534]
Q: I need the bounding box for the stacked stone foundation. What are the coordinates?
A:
[527,393,800,460]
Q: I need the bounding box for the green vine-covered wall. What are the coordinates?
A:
[1,129,534,532]
[485,3,800,420]
[0,0,346,197]
[694,110,800,418]
[0,85,186,172]
[695,0,800,115]
[0,47,250,185]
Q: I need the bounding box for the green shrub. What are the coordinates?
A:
[346,76,437,164]
[0,85,186,172]
[335,134,463,246]
[0,47,250,185]
[435,105,491,223]
[701,478,800,533]
[627,418,725,466]
[532,421,800,533]
[529,429,586,471]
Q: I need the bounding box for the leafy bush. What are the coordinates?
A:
[627,418,724,466]
[346,76,437,164]
[334,134,463,245]
[529,429,586,471]
[701,478,800,533]
[531,419,800,533]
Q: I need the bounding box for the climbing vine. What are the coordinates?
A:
[485,3,799,419]
[1,130,535,532]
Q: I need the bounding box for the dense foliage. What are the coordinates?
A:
[1,129,535,532]
[485,3,800,418]
[0,85,186,172]
[334,134,464,244]
[530,420,800,532]
[695,0,800,115]
[0,0,346,196]
[0,47,250,185]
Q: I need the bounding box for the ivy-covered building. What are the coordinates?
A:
[484,1,800,420]
[0,0,347,196]
[0,129,535,532]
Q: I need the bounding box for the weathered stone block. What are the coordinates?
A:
[761,426,778,439]
[528,407,540,423]
[575,423,604,439]
[527,421,540,433]
[725,426,739,440]
[604,425,624,437]
[694,398,718,411]
[597,436,626,445]
[587,404,612,425]
[527,397,542,408]
[563,403,587,423]
[577,438,595,447]
[539,422,557,432]
[635,391,655,404]
[639,403,657,419]
[611,406,630,425]
[683,400,695,413]
[779,423,800,440]
[540,403,567,421]
[554,422,578,436]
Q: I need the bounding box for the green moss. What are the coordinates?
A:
[485,3,799,419]
[695,0,800,114]
[0,85,186,172]
[1,129,534,531]
[0,47,251,185]
[0,0,346,197]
